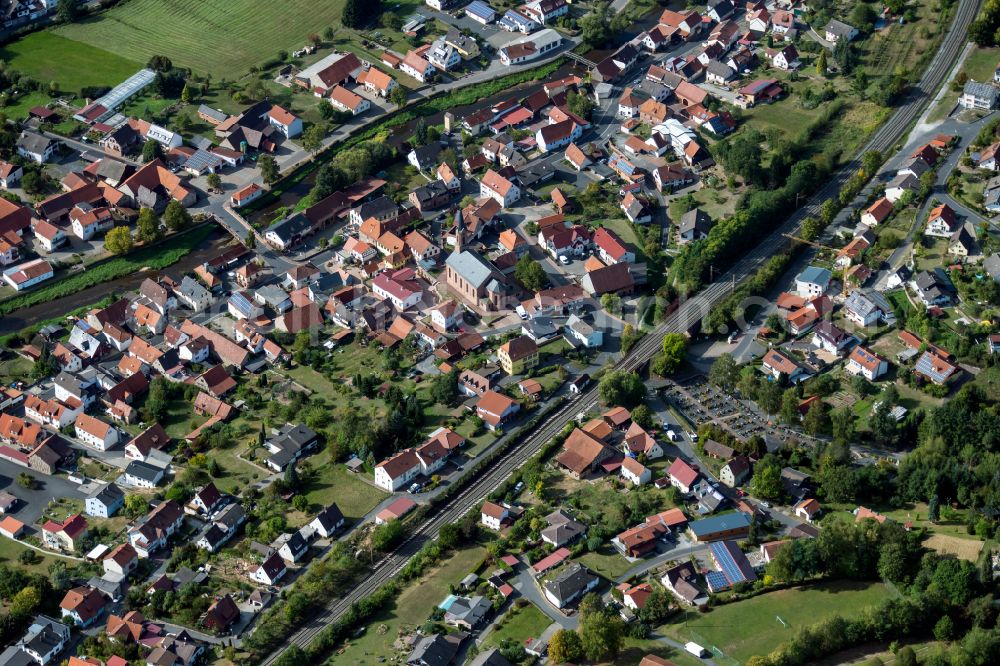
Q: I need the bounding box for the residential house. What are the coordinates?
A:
[719,455,751,487]
[885,172,919,203]
[103,543,138,578]
[75,414,118,452]
[476,390,520,430]
[127,500,183,558]
[481,501,509,531]
[621,457,652,486]
[862,197,894,226]
[811,320,852,354]
[480,169,521,206]
[60,587,107,627]
[17,131,55,163]
[309,503,345,538]
[795,265,831,298]
[42,514,88,552]
[543,563,599,608]
[961,80,999,110]
[824,19,859,43]
[540,509,586,547]
[668,458,699,493]
[251,552,287,586]
[761,348,806,383]
[925,203,959,237]
[176,276,212,312]
[678,208,711,243]
[328,86,370,116]
[85,483,125,519]
[267,106,303,138]
[263,423,319,472]
[498,335,538,375]
[793,498,821,523]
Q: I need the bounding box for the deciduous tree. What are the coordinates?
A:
[104,226,133,254]
[514,254,547,292]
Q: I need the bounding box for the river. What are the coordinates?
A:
[0,228,233,335]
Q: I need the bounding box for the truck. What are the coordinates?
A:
[685,642,709,658]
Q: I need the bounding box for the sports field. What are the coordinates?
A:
[54,0,356,77]
[0,32,140,94]
[666,581,889,664]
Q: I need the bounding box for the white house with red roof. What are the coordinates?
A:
[372,268,423,310]
[75,413,118,451]
[481,501,510,530]
[42,513,88,551]
[621,457,652,486]
[267,105,302,138]
[329,85,371,116]
[535,119,581,153]
[480,169,521,207]
[401,50,436,83]
[593,227,634,265]
[231,183,264,208]
[667,458,699,493]
[846,346,889,381]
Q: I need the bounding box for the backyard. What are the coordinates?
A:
[664,580,890,664]
[328,545,486,665]
[0,535,78,575]
[300,462,388,523]
[478,601,550,653]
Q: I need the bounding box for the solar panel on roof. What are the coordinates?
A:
[705,570,730,591]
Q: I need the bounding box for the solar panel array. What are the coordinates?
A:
[709,540,757,589]
[705,570,730,592]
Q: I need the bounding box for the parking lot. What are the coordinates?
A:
[0,458,87,525]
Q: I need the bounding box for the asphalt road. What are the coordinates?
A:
[0,458,86,525]
[259,0,983,661]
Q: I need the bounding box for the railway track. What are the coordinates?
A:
[260,1,981,661]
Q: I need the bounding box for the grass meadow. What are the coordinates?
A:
[55,0,357,77]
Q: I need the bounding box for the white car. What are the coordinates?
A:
[558,255,570,265]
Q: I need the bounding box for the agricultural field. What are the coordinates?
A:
[664,581,889,664]
[53,0,374,78]
[0,32,140,95]
[860,0,950,79]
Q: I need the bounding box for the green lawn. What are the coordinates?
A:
[301,463,388,523]
[332,546,486,665]
[283,365,339,394]
[0,32,140,95]
[959,46,1000,84]
[665,581,889,663]
[0,357,31,386]
[160,397,208,440]
[1,90,54,122]
[480,602,550,652]
[211,446,269,495]
[52,0,415,78]
[822,501,979,541]
[578,544,633,581]
[619,637,711,666]
[0,536,78,575]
